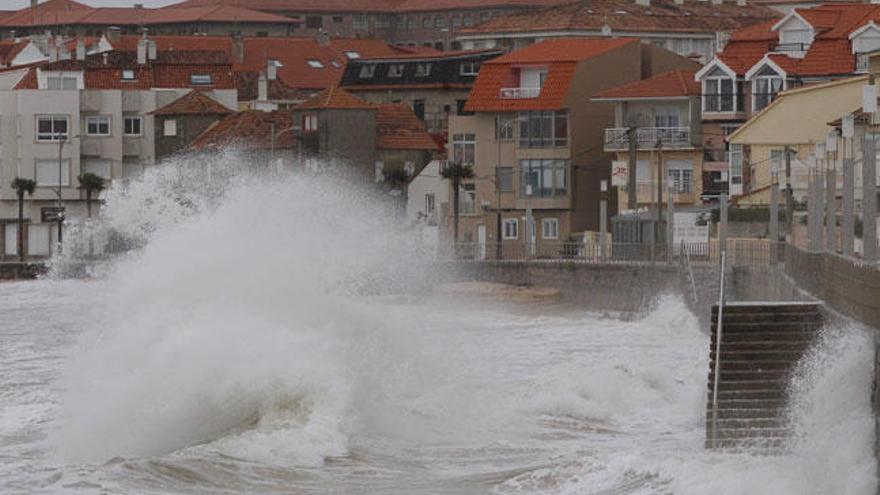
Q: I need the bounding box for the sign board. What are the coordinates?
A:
[611,160,628,187]
[673,212,709,247]
[41,206,65,223]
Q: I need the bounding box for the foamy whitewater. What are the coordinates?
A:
[0,155,876,494]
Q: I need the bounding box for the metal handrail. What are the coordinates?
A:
[710,250,726,449]
[681,240,698,303]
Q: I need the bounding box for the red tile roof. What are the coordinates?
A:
[458,0,780,36]
[718,3,880,77]
[234,71,307,101]
[296,86,376,110]
[189,110,298,151]
[465,38,636,112]
[0,40,29,66]
[169,0,565,13]
[376,103,441,151]
[150,90,235,116]
[593,70,699,99]
[357,48,500,61]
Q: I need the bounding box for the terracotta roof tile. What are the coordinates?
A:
[0,40,29,66]
[490,37,636,64]
[150,90,235,116]
[375,103,440,151]
[593,70,699,99]
[296,86,376,110]
[169,0,565,13]
[459,0,780,36]
[189,110,297,151]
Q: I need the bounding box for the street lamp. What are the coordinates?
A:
[494,116,517,259]
[54,130,78,253]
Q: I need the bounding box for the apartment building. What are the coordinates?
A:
[592,70,710,214]
[0,44,236,259]
[339,49,503,134]
[697,2,880,197]
[454,0,780,63]
[164,0,569,51]
[445,38,698,257]
[0,0,300,38]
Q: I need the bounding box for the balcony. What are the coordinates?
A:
[500,87,541,99]
[604,127,693,151]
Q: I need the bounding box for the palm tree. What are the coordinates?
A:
[11,178,36,262]
[78,173,106,218]
[440,163,474,245]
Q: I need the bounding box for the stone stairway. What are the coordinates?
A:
[705,302,822,450]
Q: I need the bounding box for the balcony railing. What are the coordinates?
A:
[604,127,693,151]
[499,87,541,99]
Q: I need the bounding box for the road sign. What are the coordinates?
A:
[41,206,65,223]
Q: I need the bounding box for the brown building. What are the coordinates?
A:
[339,48,503,134]
[446,38,699,257]
[150,90,235,162]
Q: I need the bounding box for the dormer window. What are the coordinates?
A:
[415,63,431,77]
[850,21,880,73]
[121,69,135,81]
[460,61,480,76]
[750,66,784,112]
[344,51,361,59]
[190,74,212,85]
[359,64,376,78]
[387,64,405,78]
[307,60,324,68]
[772,11,814,56]
[701,66,741,113]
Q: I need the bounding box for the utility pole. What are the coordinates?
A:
[825,135,837,253]
[784,146,794,240]
[56,133,65,252]
[627,126,637,210]
[842,114,855,257]
[656,139,664,256]
[600,179,608,262]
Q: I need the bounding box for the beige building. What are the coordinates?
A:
[444,38,698,258]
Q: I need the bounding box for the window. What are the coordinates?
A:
[481,11,491,21]
[121,69,135,81]
[451,16,461,28]
[353,14,368,30]
[770,149,784,177]
[503,218,518,239]
[36,115,68,142]
[36,159,70,186]
[434,16,446,28]
[345,51,361,59]
[415,63,432,77]
[519,159,567,197]
[654,107,680,128]
[456,99,472,116]
[460,61,480,76]
[666,160,693,194]
[307,60,324,68]
[387,64,405,77]
[190,74,212,85]
[497,166,513,192]
[83,158,111,179]
[359,64,376,78]
[256,31,268,37]
[729,144,744,195]
[542,218,559,239]
[332,15,343,23]
[330,60,341,68]
[306,16,323,29]
[459,183,476,214]
[46,75,77,90]
[85,115,110,136]
[124,116,142,136]
[164,119,177,137]
[752,67,784,112]
[407,17,415,29]
[425,193,435,214]
[495,113,515,141]
[412,99,425,120]
[518,110,568,148]
[422,16,432,28]
[303,113,318,132]
[452,133,475,166]
[463,14,473,27]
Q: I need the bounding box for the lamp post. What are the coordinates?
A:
[495,116,517,259]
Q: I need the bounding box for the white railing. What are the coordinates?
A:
[604,127,693,151]
[710,250,726,449]
[499,87,541,99]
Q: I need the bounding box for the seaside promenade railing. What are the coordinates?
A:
[440,238,780,267]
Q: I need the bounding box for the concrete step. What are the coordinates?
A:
[710,361,795,372]
[713,427,791,440]
[708,389,787,401]
[711,322,821,333]
[710,380,788,391]
[713,303,821,314]
[708,398,786,410]
[713,332,814,343]
[706,408,780,420]
[709,370,791,382]
[714,342,812,352]
[710,350,806,362]
[711,418,787,429]
[706,437,788,450]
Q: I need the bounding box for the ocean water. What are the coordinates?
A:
[0,156,875,494]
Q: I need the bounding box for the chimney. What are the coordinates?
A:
[315,30,330,47]
[258,72,268,101]
[635,0,650,6]
[137,38,147,65]
[267,60,277,80]
[48,44,57,62]
[75,39,85,61]
[31,0,37,9]
[134,3,143,8]
[147,40,157,61]
[231,33,245,64]
[106,26,121,44]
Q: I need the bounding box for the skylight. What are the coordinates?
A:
[345,51,361,59]
[307,60,324,68]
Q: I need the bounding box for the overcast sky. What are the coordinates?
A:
[6,0,182,8]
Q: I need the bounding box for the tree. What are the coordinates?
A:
[11,178,36,262]
[78,173,106,218]
[440,163,474,245]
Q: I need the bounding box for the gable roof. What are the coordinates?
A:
[458,0,780,37]
[168,0,564,13]
[150,90,235,116]
[465,38,637,112]
[296,86,376,110]
[375,103,441,151]
[593,70,699,100]
[189,110,298,151]
[0,40,30,66]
